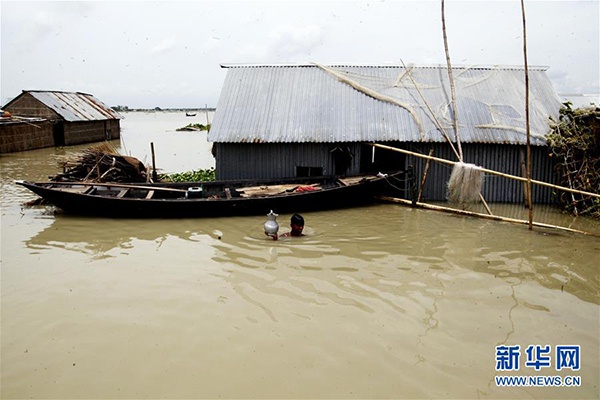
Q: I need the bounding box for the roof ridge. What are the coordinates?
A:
[23,90,94,96]
[220,63,550,71]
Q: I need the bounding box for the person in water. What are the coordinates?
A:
[284,213,305,237]
[265,213,304,240]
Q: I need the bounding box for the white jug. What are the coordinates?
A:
[264,210,279,236]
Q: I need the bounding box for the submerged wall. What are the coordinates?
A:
[404,143,557,204]
[214,141,558,204]
[0,120,54,153]
[63,120,120,146]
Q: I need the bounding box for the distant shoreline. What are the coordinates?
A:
[113,107,216,113]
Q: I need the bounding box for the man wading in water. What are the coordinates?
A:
[265,214,304,240]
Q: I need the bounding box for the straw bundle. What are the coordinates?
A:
[446,162,484,204]
[52,143,147,183]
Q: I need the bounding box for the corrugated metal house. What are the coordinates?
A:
[2,90,121,149]
[208,64,562,203]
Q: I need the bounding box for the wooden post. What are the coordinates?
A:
[520,147,529,206]
[521,0,533,229]
[150,142,158,182]
[205,104,210,132]
[417,149,434,202]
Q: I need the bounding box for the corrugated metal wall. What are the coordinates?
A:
[397,143,557,204]
[215,142,363,180]
[216,141,557,204]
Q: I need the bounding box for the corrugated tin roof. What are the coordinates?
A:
[27,91,121,122]
[208,64,562,146]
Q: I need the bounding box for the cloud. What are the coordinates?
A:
[236,24,325,62]
[269,24,324,59]
[149,38,178,55]
[2,1,597,108]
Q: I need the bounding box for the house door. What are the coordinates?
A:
[331,146,353,176]
[359,143,406,173]
[105,121,112,140]
[53,121,65,146]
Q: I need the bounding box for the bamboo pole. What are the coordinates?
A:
[369,143,600,199]
[417,149,434,202]
[377,195,600,238]
[479,193,493,215]
[441,0,463,161]
[400,60,493,216]
[400,59,460,160]
[521,0,533,229]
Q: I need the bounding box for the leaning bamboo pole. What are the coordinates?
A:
[378,195,600,237]
[370,143,600,199]
[399,60,493,215]
[417,149,435,202]
[400,59,461,160]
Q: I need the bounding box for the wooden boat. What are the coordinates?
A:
[16,170,410,218]
[185,112,197,117]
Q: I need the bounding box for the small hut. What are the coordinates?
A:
[1,90,121,151]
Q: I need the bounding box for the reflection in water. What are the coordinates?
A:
[2,113,599,399]
[24,215,213,260]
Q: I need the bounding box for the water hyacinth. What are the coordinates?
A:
[159,167,216,183]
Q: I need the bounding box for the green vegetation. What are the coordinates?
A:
[176,123,211,132]
[547,103,600,218]
[159,167,216,183]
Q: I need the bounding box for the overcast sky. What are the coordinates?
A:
[1,0,598,109]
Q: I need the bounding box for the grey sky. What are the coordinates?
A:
[1,0,598,109]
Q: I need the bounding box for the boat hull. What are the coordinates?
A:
[16,171,408,218]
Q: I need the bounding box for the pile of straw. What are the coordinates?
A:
[52,143,147,183]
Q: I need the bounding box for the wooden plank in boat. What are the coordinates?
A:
[338,176,371,186]
[57,186,96,194]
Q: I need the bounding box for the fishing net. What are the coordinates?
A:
[446,162,484,204]
[314,63,560,206]
[314,63,557,146]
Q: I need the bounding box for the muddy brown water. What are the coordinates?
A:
[1,112,598,399]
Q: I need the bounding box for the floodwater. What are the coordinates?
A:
[1,112,599,399]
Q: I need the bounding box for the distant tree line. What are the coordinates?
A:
[111,105,215,112]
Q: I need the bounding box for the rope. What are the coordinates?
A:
[384,174,417,193]
[313,62,425,139]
